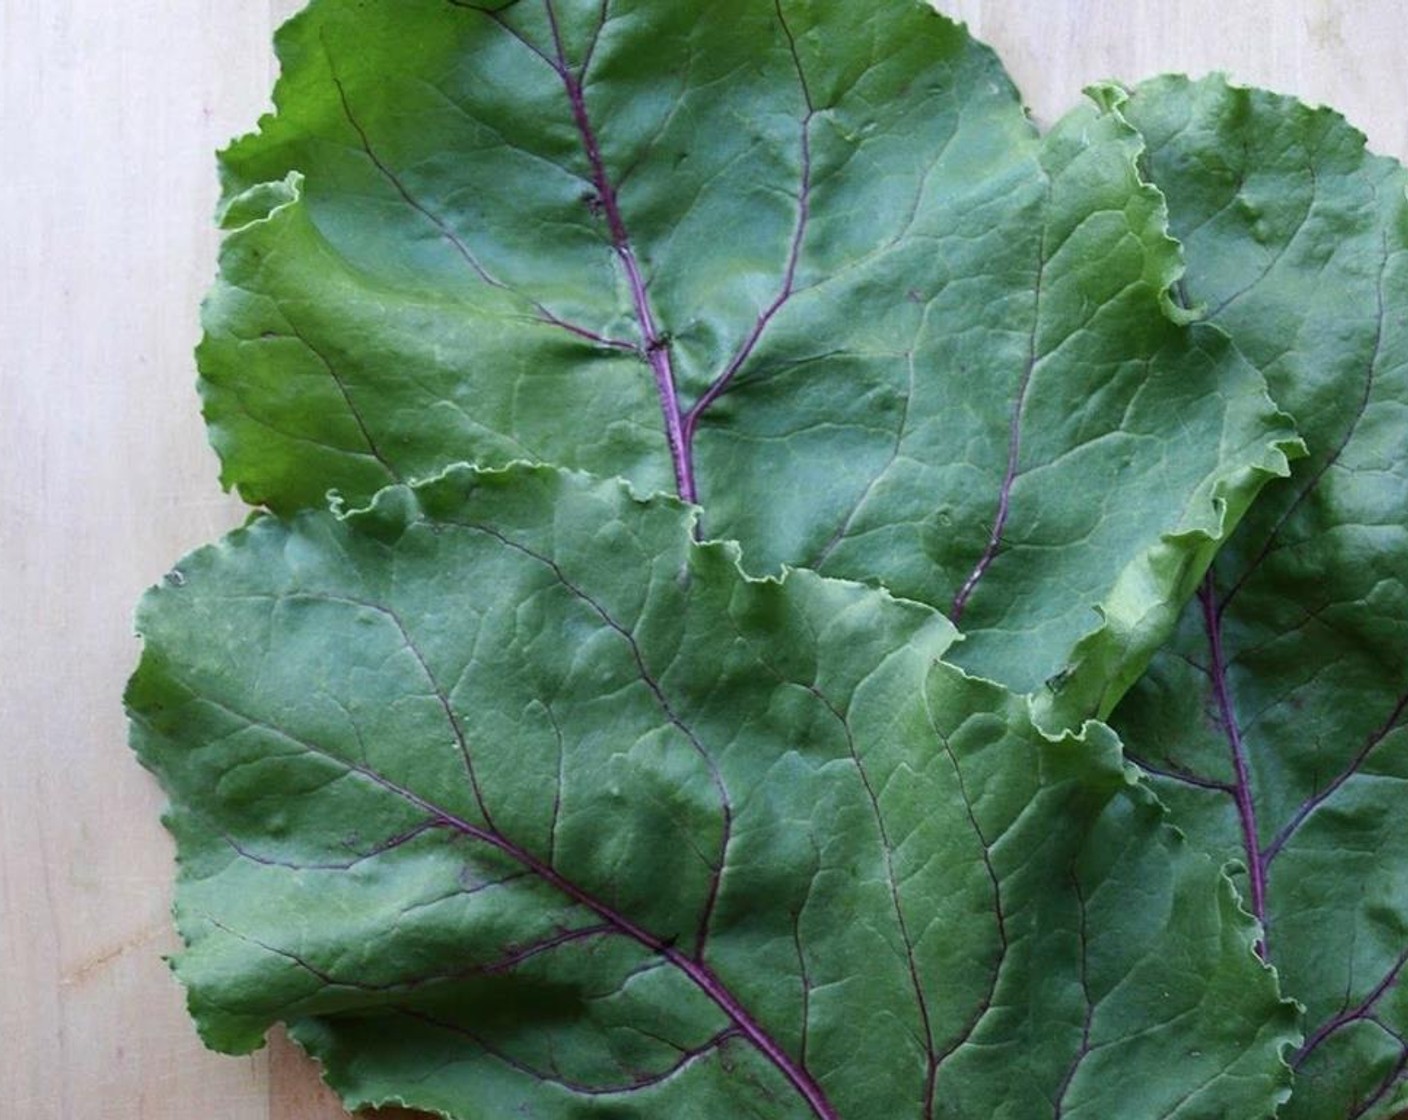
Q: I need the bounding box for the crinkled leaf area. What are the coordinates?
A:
[1113,77,1408,1119]
[201,0,1298,718]
[129,467,1295,1119]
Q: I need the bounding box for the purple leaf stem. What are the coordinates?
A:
[1200,573,1269,957]
[461,0,820,508]
[543,0,697,502]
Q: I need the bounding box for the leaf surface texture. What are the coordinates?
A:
[130,467,1296,1119]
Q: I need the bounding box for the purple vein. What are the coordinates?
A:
[1205,163,1318,322]
[1348,1025,1408,1120]
[481,923,616,976]
[1126,753,1237,796]
[408,1008,742,1097]
[543,701,567,865]
[457,519,732,958]
[791,908,813,1068]
[541,0,695,502]
[332,69,496,285]
[447,0,558,71]
[282,325,398,478]
[1200,573,1269,957]
[286,590,499,829]
[206,918,339,987]
[950,225,1049,623]
[810,348,916,569]
[805,682,938,1117]
[231,920,613,995]
[201,696,835,1119]
[929,723,1010,1091]
[578,0,610,76]
[1052,874,1096,1118]
[329,63,634,353]
[1264,688,1408,866]
[382,602,500,829]
[1220,233,1389,615]
[219,819,442,872]
[681,0,815,449]
[1294,948,1408,1068]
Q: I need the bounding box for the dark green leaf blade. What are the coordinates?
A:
[129,466,1296,1119]
[1115,76,1408,1119]
[200,0,1298,714]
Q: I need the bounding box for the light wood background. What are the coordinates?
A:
[2,2,1403,1117]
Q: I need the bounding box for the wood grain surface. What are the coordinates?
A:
[1,2,1402,1116]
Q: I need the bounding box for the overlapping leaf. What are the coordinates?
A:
[149,4,1408,1114]
[200,0,1297,714]
[128,466,1295,1119]
[1112,77,1408,1118]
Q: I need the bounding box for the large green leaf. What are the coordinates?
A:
[200,0,1297,715]
[128,465,1296,1119]
[1113,77,1408,1118]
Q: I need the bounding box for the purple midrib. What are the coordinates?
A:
[366,5,826,1105]
[1200,576,1269,955]
[1194,239,1400,947]
[537,0,815,512]
[543,0,697,503]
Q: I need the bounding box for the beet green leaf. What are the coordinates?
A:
[1112,77,1408,1118]
[128,466,1296,1119]
[200,0,1298,717]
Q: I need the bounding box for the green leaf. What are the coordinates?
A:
[1113,76,1408,1118]
[128,465,1296,1119]
[199,0,1297,715]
